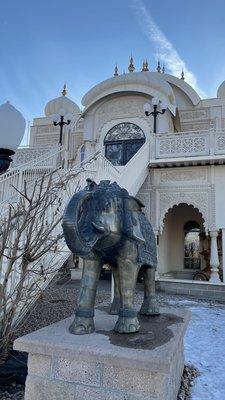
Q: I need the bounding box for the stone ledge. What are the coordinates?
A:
[14,308,191,400]
[14,308,190,373]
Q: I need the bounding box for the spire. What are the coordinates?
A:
[62,84,67,96]
[114,64,119,76]
[181,70,185,80]
[156,60,161,73]
[162,64,165,74]
[128,55,135,72]
[142,59,149,72]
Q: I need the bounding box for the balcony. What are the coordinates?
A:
[150,130,225,167]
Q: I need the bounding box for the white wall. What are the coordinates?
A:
[214,165,225,229]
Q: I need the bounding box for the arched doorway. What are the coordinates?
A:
[104,122,145,166]
[158,203,205,279]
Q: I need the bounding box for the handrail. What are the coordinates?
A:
[118,141,150,194]
[4,145,63,174]
[154,129,210,137]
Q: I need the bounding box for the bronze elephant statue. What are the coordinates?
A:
[63,179,159,334]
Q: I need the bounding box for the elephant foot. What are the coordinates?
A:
[69,316,95,335]
[109,298,120,315]
[114,316,140,333]
[140,297,160,316]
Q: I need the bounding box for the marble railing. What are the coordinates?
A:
[151,130,225,161]
[12,145,59,167]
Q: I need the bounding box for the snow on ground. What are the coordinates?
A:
[168,298,225,400]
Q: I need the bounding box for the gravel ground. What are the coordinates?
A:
[1,277,224,400]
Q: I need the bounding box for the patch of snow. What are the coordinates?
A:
[170,299,225,399]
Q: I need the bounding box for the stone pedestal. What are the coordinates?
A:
[14,308,190,400]
[70,268,83,280]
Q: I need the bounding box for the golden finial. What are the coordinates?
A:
[142,59,149,72]
[128,55,135,72]
[62,83,67,96]
[181,70,185,80]
[162,64,165,74]
[157,60,161,73]
[114,64,119,76]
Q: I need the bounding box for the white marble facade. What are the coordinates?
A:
[26,62,225,282]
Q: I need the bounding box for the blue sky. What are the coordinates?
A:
[0,0,225,143]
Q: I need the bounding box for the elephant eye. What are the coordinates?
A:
[104,201,111,211]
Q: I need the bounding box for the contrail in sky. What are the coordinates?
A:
[131,0,206,98]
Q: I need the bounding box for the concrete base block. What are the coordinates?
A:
[14,308,190,400]
[70,268,83,280]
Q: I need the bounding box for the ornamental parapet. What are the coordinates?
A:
[150,129,225,167]
[12,145,59,167]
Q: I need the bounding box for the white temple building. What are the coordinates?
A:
[7,57,225,294]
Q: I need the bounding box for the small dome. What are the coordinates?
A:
[44,85,80,116]
[217,81,225,98]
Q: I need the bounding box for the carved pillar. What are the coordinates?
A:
[209,230,221,283]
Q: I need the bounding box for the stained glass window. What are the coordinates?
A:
[104,123,145,166]
[105,123,145,142]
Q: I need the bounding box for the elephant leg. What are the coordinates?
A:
[114,259,140,333]
[109,266,120,315]
[69,258,101,335]
[140,267,160,316]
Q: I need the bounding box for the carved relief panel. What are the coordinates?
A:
[179,108,211,132]
[140,167,215,233]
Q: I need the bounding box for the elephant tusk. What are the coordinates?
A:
[92,221,106,233]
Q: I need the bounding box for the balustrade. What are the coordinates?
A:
[153,130,225,161]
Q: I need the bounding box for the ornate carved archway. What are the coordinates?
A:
[158,188,213,233]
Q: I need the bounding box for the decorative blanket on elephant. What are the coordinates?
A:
[137,212,157,268]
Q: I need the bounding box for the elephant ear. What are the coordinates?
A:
[123,197,146,244]
[63,189,102,256]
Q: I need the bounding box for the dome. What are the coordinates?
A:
[217,81,225,98]
[82,71,177,115]
[82,71,201,114]
[44,85,80,116]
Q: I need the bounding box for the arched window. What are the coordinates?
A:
[104,122,145,166]
[184,221,201,270]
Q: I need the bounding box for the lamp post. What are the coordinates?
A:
[143,98,167,133]
[52,109,72,145]
[0,101,25,174]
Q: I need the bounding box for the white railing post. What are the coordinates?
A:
[17,168,23,193]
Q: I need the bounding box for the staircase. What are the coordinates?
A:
[0,142,150,326]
